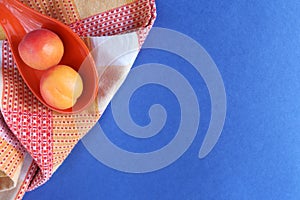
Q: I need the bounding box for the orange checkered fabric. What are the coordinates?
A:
[0,0,156,199]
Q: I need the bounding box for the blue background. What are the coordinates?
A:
[24,0,300,199]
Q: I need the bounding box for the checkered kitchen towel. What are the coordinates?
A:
[0,0,156,199]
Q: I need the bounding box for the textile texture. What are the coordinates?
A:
[0,0,156,199]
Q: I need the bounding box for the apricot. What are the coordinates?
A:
[18,28,64,70]
[40,65,83,110]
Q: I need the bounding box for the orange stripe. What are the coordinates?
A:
[0,137,24,180]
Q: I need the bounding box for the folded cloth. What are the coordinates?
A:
[0,0,156,199]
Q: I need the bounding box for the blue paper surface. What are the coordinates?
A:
[24,1,300,199]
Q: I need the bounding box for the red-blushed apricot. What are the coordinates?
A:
[18,28,64,70]
[40,65,83,110]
